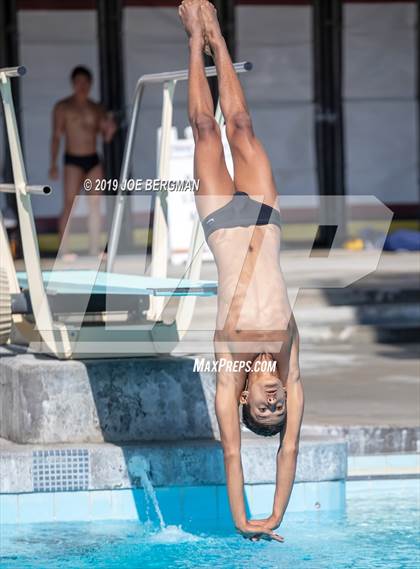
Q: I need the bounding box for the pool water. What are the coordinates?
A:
[1,480,418,569]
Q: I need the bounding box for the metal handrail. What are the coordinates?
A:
[132,60,252,84]
[0,64,66,356]
[0,66,26,78]
[0,184,51,195]
[106,61,253,273]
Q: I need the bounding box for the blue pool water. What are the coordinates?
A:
[1,479,418,569]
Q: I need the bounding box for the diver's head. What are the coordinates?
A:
[240,353,287,437]
[71,65,93,99]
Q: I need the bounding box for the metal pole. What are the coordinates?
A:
[146,80,176,321]
[0,71,61,356]
[97,0,130,252]
[106,83,145,272]
[417,0,420,229]
[0,183,51,195]
[0,0,20,229]
[313,0,347,248]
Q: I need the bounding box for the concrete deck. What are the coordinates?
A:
[1,342,418,453]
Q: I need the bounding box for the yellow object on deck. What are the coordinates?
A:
[344,238,364,251]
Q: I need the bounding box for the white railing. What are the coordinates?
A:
[106,61,252,323]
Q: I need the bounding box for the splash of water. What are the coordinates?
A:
[129,456,165,530]
[149,525,202,544]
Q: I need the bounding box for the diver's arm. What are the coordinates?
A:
[215,367,284,541]
[271,370,304,525]
[249,324,304,531]
[248,373,303,534]
[214,355,247,530]
[271,324,304,526]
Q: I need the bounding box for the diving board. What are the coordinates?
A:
[16,270,217,297]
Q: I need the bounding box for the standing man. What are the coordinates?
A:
[49,66,116,259]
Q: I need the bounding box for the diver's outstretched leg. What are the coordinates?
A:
[200,0,279,208]
[178,0,234,219]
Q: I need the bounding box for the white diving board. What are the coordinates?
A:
[16,270,217,297]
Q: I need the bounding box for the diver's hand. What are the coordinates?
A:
[248,514,281,531]
[236,522,284,543]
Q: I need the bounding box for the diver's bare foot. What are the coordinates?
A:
[178,0,204,47]
[200,0,223,47]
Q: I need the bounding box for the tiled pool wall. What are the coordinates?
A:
[2,449,417,527]
[347,452,420,478]
[0,438,348,526]
[0,480,345,526]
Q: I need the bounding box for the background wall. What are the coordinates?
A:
[343,3,417,205]
[237,5,315,199]
[1,3,418,222]
[123,4,314,218]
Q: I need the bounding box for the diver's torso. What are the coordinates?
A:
[208,224,292,338]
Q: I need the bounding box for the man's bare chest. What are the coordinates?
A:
[65,106,98,132]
